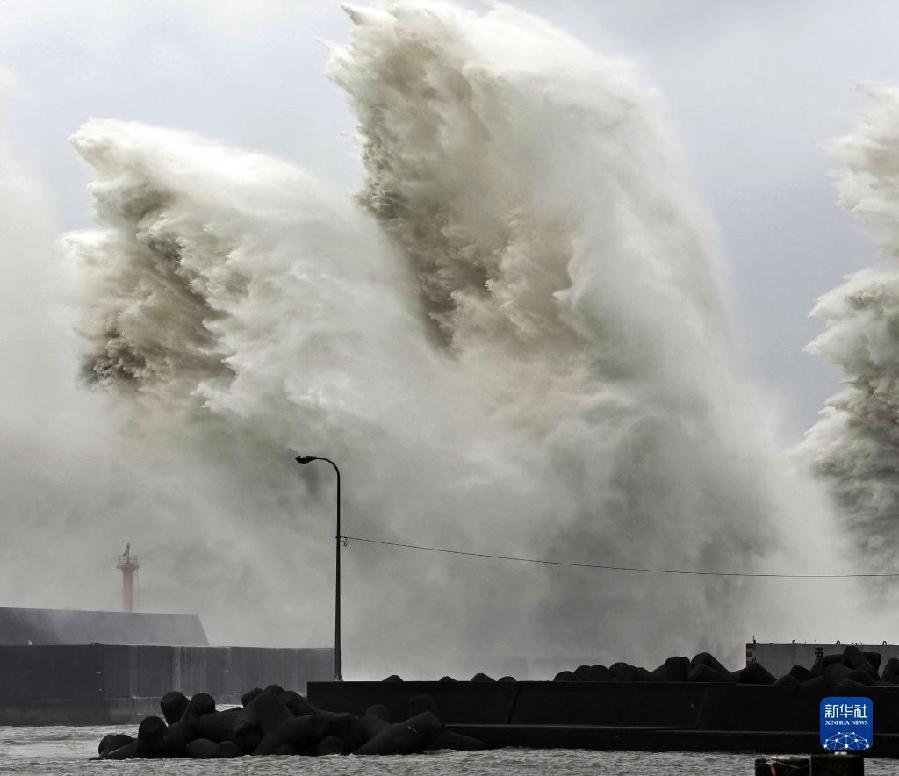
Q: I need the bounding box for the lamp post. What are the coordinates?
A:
[295,455,342,681]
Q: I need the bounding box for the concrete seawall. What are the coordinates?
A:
[0,644,332,725]
[307,681,899,755]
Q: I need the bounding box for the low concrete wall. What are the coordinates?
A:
[307,680,899,733]
[0,644,332,725]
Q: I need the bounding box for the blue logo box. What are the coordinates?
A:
[820,697,873,751]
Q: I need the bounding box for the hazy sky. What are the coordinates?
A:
[2,0,898,441]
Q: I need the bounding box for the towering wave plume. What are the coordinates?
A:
[69,1,844,674]
[803,87,899,570]
[329,3,845,648]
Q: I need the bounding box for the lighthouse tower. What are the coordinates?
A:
[116,543,139,613]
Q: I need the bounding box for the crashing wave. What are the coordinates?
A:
[803,87,899,569]
[64,2,846,672]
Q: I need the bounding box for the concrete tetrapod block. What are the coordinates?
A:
[845,669,875,686]
[233,689,291,751]
[862,652,882,674]
[288,715,329,750]
[610,663,650,682]
[101,716,164,758]
[254,714,324,755]
[97,734,133,757]
[241,687,263,707]
[812,655,847,678]
[324,713,366,753]
[575,664,611,682]
[883,658,899,684]
[824,663,853,687]
[159,719,196,757]
[471,673,495,682]
[649,657,691,682]
[688,664,735,683]
[101,741,143,760]
[663,657,691,682]
[160,691,189,724]
[360,705,391,742]
[255,693,293,733]
[354,711,442,755]
[592,664,613,681]
[279,690,316,717]
[790,665,814,683]
[195,707,243,743]
[554,671,578,682]
[690,652,731,676]
[843,646,877,678]
[137,715,166,756]
[426,729,487,751]
[185,738,218,758]
[231,716,263,751]
[181,693,215,721]
[736,663,776,685]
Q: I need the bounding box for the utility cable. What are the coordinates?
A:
[339,534,899,579]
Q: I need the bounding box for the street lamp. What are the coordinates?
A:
[295,455,342,681]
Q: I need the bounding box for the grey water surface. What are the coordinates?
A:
[3,727,899,776]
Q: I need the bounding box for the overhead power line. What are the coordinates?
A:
[340,534,899,579]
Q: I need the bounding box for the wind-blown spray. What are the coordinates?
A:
[803,87,899,572]
[66,1,846,675]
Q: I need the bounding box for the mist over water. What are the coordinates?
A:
[803,87,899,575]
[1,2,868,677]
[0,81,127,613]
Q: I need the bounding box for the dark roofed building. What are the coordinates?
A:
[0,606,208,646]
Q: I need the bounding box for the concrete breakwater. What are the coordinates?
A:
[0,644,332,725]
[307,680,899,755]
[95,685,487,759]
[303,647,899,756]
[21,645,899,755]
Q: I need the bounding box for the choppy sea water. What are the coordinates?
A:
[3,728,899,776]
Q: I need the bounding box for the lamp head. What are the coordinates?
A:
[295,455,317,465]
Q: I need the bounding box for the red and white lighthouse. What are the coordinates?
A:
[116,544,139,612]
